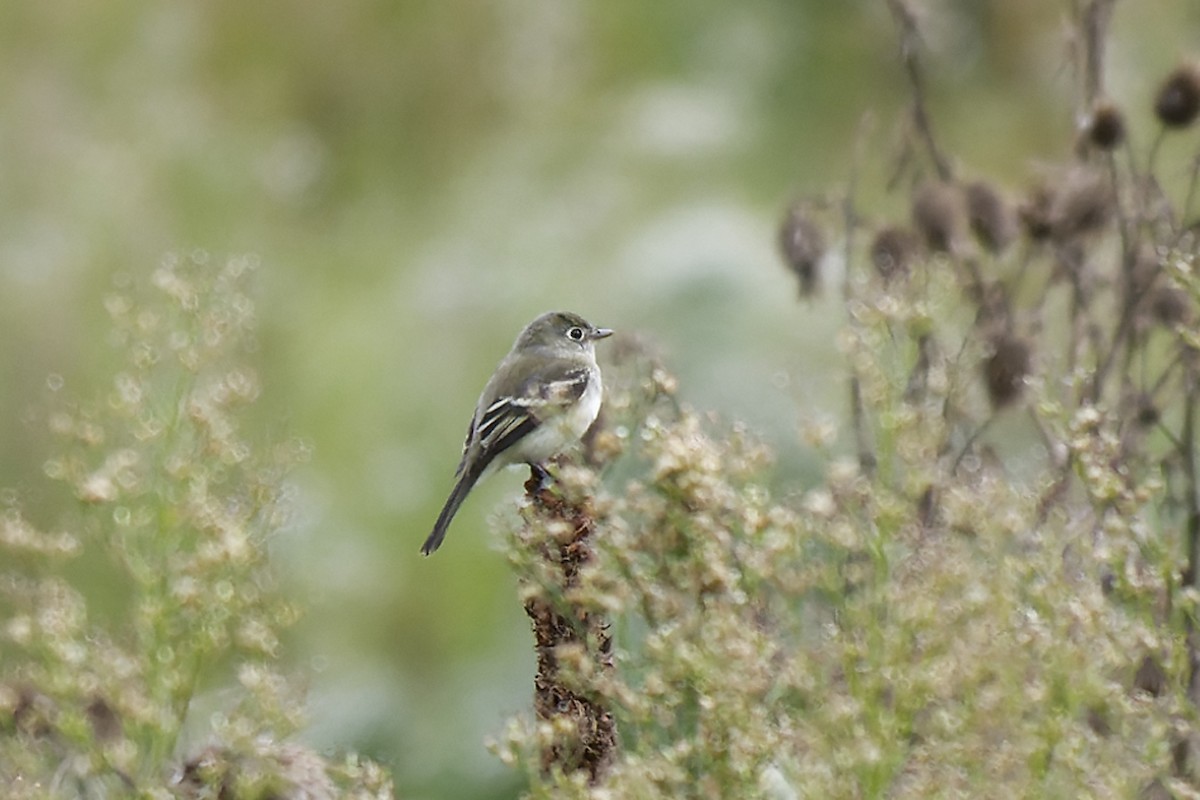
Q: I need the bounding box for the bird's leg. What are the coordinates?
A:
[528,462,552,490]
[524,462,557,504]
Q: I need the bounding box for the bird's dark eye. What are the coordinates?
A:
[567,326,585,341]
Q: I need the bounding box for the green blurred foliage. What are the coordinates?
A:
[0,1,1197,797]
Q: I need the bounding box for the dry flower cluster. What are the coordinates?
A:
[0,252,392,799]
[495,4,1200,798]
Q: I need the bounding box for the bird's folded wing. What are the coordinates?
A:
[467,363,590,468]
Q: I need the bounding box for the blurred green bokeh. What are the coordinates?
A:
[1,1,1195,797]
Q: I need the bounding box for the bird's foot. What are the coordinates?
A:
[528,462,552,490]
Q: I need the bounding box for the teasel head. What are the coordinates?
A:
[869,226,921,282]
[1018,182,1055,242]
[965,180,1016,254]
[1134,392,1160,430]
[912,180,965,254]
[1149,285,1194,327]
[1154,62,1200,129]
[1083,101,1127,152]
[778,202,826,297]
[1050,167,1115,243]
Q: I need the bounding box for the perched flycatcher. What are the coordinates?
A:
[421,311,612,555]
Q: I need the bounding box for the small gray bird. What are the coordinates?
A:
[421,311,613,555]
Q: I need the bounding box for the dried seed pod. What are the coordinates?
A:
[1134,393,1160,429]
[983,334,1031,408]
[778,203,826,297]
[916,484,938,528]
[11,685,56,737]
[1150,285,1193,326]
[1133,654,1167,697]
[965,181,1015,254]
[1050,168,1114,242]
[1084,101,1126,151]
[86,695,122,742]
[1018,183,1055,241]
[912,180,965,253]
[869,226,920,281]
[1154,62,1200,129]
[1086,706,1112,737]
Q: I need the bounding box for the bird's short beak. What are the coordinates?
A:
[592,327,614,340]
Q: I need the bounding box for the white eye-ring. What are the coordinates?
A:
[567,326,585,341]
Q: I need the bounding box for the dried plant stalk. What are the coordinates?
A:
[521,472,617,784]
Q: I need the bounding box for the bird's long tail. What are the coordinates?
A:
[421,470,477,555]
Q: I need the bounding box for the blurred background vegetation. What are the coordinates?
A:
[0,1,1196,797]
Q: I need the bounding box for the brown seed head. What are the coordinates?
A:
[11,685,55,737]
[1085,101,1126,151]
[983,334,1031,408]
[1133,654,1167,697]
[86,695,122,742]
[778,204,826,297]
[965,181,1015,254]
[1086,706,1112,737]
[1134,393,1160,429]
[1050,168,1114,241]
[912,180,965,254]
[869,226,920,282]
[1150,285,1193,327]
[1018,183,1055,241]
[1155,63,1200,129]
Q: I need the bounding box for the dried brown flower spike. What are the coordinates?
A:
[1154,62,1200,129]
[778,203,826,297]
[983,334,1032,408]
